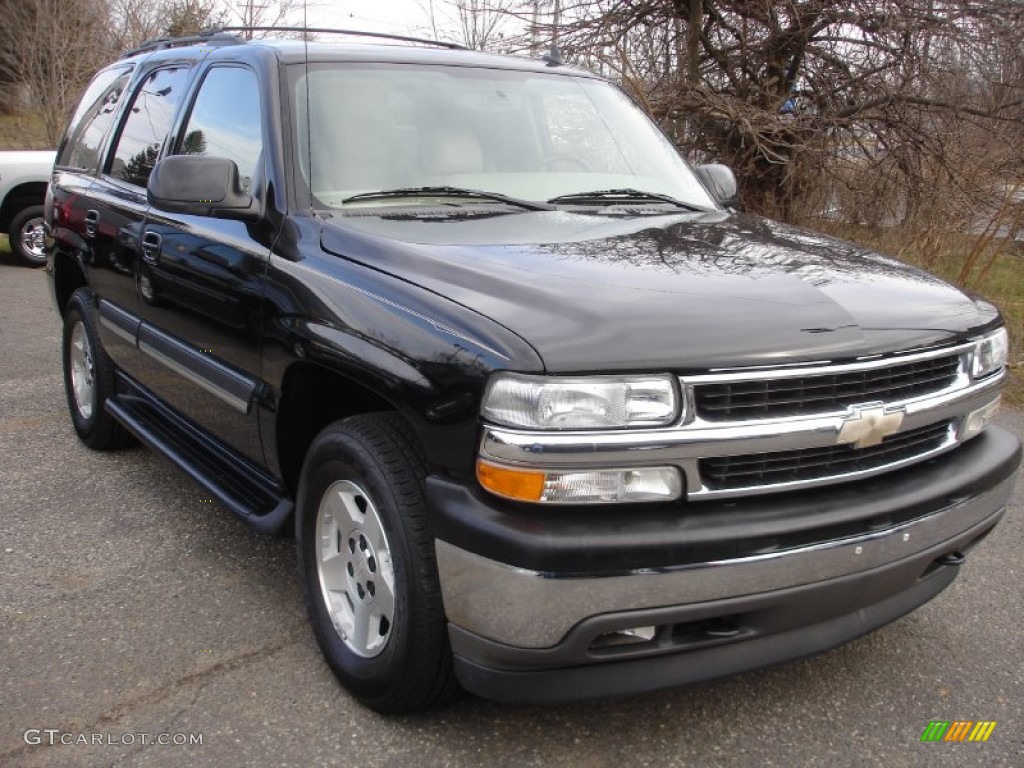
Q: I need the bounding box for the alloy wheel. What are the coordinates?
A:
[68,321,96,420]
[315,479,396,658]
[19,216,45,262]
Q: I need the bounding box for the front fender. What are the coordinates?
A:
[260,247,544,474]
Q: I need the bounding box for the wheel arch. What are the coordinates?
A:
[52,251,89,317]
[272,360,417,498]
[0,181,47,230]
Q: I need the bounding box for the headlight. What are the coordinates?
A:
[481,373,679,430]
[974,328,1008,378]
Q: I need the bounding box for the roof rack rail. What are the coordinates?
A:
[214,26,466,50]
[121,30,243,59]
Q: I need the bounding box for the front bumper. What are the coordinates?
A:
[427,426,1020,703]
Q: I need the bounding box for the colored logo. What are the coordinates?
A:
[921,721,997,742]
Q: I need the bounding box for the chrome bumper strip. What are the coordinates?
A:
[436,474,1012,648]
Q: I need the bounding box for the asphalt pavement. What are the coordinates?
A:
[1,252,1022,767]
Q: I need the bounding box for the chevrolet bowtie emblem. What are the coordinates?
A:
[837,404,905,448]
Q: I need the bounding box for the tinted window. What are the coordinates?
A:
[108,67,189,188]
[56,68,132,172]
[178,67,263,193]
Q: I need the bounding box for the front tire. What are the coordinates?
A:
[9,205,46,267]
[62,289,132,450]
[296,413,457,713]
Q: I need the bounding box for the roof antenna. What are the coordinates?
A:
[542,44,563,66]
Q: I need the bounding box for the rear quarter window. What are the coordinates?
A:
[56,67,133,173]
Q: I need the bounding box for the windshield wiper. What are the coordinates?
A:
[341,186,553,211]
[547,188,705,210]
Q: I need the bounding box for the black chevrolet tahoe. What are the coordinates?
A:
[46,30,1021,714]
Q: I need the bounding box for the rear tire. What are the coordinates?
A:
[62,289,132,450]
[9,205,46,267]
[296,412,458,713]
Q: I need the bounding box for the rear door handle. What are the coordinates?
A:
[84,209,99,238]
[141,231,162,265]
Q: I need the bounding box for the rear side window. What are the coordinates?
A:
[177,67,263,193]
[56,67,132,173]
[107,67,190,188]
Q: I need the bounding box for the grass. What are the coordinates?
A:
[819,223,1024,405]
[0,111,51,150]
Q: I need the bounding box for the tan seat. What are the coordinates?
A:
[419,128,485,177]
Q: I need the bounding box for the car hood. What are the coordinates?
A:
[320,209,999,372]
[0,150,56,175]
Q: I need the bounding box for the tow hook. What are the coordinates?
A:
[937,551,966,566]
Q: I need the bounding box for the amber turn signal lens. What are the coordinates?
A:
[476,460,546,502]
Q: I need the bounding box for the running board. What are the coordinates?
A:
[105,385,293,535]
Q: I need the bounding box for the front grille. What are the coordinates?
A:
[694,354,960,420]
[699,421,952,491]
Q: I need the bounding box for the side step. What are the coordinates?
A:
[105,386,293,535]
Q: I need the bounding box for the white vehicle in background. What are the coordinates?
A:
[0,150,55,266]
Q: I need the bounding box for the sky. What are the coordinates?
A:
[214,1,532,52]
[210,1,537,51]
[310,0,432,33]
[273,0,451,38]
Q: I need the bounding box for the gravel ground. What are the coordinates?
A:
[1,255,1022,767]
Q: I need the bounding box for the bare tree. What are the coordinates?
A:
[109,0,301,47]
[107,0,166,49]
[222,0,304,38]
[107,0,225,50]
[420,0,518,50]
[0,0,113,145]
[0,0,32,112]
[453,0,518,50]
[163,0,227,37]
[0,0,227,144]
[501,1,1024,223]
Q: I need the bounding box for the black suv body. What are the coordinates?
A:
[47,33,1020,713]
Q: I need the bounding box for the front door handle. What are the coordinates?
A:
[84,209,99,238]
[141,231,162,265]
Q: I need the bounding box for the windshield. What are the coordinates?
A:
[293,62,716,210]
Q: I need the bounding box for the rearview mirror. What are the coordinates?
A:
[148,155,260,221]
[695,164,739,209]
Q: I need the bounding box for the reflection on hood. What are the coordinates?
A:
[322,211,998,372]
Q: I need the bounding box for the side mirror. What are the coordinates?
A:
[695,163,739,209]
[148,155,260,221]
